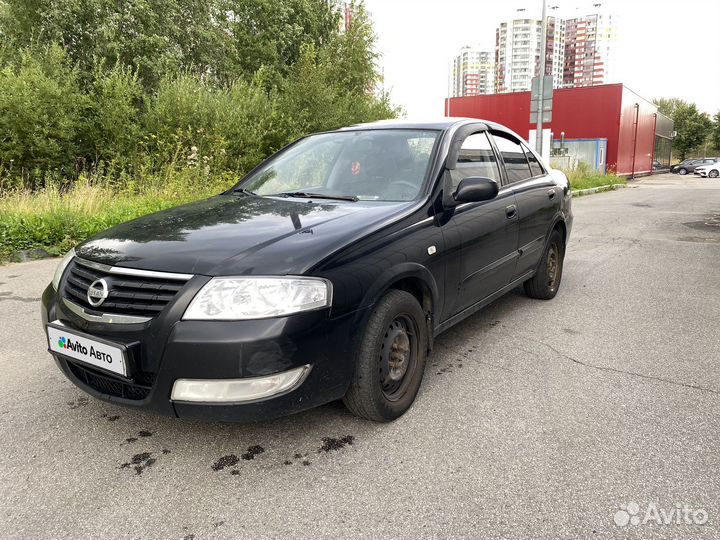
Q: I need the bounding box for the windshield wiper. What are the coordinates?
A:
[274,191,359,202]
[231,187,257,196]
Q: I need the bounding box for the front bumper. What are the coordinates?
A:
[42,283,362,422]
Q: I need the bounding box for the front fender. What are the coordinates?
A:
[350,262,440,351]
[358,262,439,315]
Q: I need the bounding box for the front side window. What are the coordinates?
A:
[238,130,440,202]
[450,132,501,188]
[523,144,546,177]
[492,133,533,183]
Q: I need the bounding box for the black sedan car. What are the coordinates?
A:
[671,158,719,175]
[42,119,573,422]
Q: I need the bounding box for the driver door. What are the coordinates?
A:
[442,131,520,318]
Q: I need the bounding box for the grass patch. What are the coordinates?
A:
[0,169,235,263]
[568,174,626,191]
[563,162,626,191]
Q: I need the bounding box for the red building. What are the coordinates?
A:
[445,83,673,176]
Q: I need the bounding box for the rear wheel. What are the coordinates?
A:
[343,290,428,422]
[678,168,688,175]
[709,170,719,179]
[524,229,565,300]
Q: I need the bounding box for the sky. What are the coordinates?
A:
[363,0,720,118]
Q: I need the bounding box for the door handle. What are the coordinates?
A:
[548,189,556,200]
[505,205,517,219]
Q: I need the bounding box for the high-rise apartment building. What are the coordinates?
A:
[546,17,566,87]
[563,13,617,87]
[493,9,615,93]
[450,46,495,97]
[495,17,565,94]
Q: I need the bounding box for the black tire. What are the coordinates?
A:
[343,290,428,422]
[678,168,688,175]
[709,170,719,179]
[524,229,565,300]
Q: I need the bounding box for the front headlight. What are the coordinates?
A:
[51,248,76,290]
[183,276,332,320]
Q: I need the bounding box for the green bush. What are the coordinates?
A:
[0,45,89,189]
[563,162,626,191]
[140,73,290,177]
[85,63,144,171]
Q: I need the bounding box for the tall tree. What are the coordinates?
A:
[0,0,340,88]
[654,97,713,159]
[653,97,685,119]
[712,111,720,153]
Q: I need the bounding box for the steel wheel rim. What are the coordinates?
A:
[547,243,560,290]
[379,314,418,400]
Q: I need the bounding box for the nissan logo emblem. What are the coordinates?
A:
[87,278,109,307]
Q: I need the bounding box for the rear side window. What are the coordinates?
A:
[523,145,545,177]
[450,132,501,188]
[492,133,532,183]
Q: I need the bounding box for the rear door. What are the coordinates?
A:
[444,131,520,317]
[490,131,559,280]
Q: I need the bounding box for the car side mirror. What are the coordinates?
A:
[453,177,499,203]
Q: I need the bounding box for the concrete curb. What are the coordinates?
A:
[572,183,628,197]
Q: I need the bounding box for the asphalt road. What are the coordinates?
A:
[1,173,719,539]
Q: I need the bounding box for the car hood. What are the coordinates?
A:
[76,194,414,275]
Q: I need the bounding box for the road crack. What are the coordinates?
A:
[0,293,40,303]
[515,333,720,396]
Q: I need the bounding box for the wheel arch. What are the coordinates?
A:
[552,218,567,246]
[352,263,439,351]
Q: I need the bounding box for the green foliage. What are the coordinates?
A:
[712,111,720,153]
[277,4,400,137]
[653,97,685,119]
[0,0,397,195]
[0,0,342,88]
[325,2,380,95]
[141,73,289,174]
[1,0,226,87]
[223,0,340,82]
[0,44,89,188]
[559,161,626,191]
[654,97,713,159]
[0,1,400,258]
[85,63,144,168]
[0,170,234,260]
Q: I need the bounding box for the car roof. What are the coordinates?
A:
[337,118,531,146]
[338,117,510,133]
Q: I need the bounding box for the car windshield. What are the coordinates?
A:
[236,129,440,202]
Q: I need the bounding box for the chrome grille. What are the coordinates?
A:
[62,257,192,322]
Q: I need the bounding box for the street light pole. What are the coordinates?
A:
[536,0,548,155]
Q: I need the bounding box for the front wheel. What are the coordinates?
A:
[524,229,565,300]
[678,168,688,175]
[709,170,719,179]
[343,290,428,422]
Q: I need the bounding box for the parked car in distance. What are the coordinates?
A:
[42,119,573,423]
[671,158,719,175]
[694,162,720,178]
